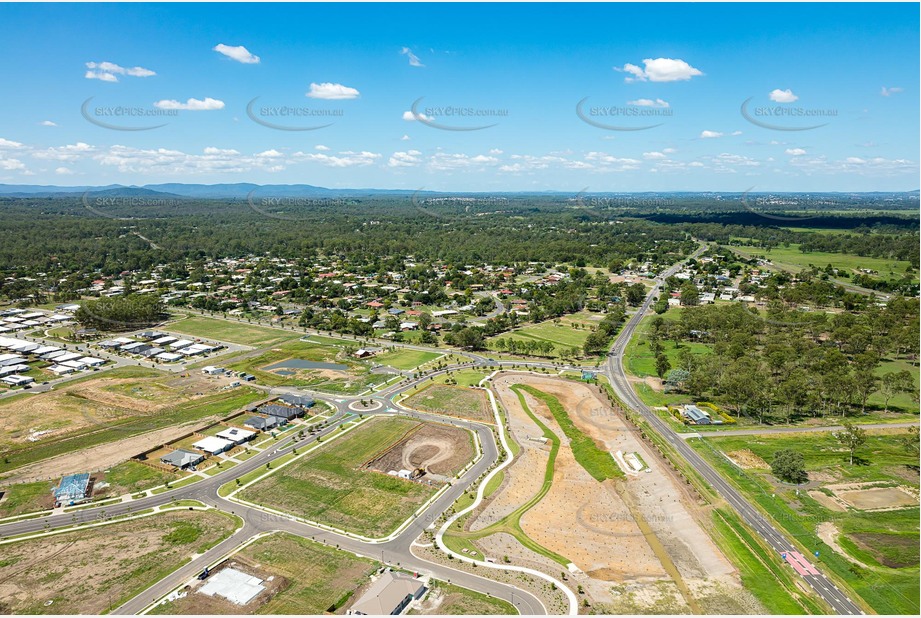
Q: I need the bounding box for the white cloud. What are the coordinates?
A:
[203,147,240,155]
[55,166,74,175]
[40,120,58,127]
[314,144,330,151]
[643,151,667,160]
[213,44,260,64]
[33,142,94,161]
[616,58,702,83]
[846,157,866,164]
[0,138,24,149]
[731,130,743,136]
[154,97,225,111]
[785,148,807,156]
[881,86,903,97]
[489,148,504,155]
[293,150,380,167]
[307,83,360,100]
[700,130,723,139]
[388,150,423,167]
[400,134,411,141]
[85,61,155,82]
[256,149,283,158]
[627,98,670,108]
[402,110,430,121]
[0,157,25,170]
[768,89,798,103]
[400,47,424,67]
[663,147,677,154]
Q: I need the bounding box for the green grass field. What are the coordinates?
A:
[166,315,302,346]
[0,480,54,518]
[489,312,602,357]
[374,349,441,370]
[239,417,439,537]
[99,460,178,496]
[728,244,917,284]
[0,510,239,614]
[695,429,919,614]
[404,384,493,423]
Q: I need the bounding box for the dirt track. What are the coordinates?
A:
[366,422,474,478]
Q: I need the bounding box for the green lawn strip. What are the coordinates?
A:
[514,384,622,481]
[690,438,918,614]
[711,508,820,614]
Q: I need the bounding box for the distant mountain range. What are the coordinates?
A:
[0,183,917,199]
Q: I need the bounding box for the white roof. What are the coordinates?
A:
[49,365,75,374]
[121,342,146,351]
[7,341,38,352]
[78,356,105,365]
[216,427,256,442]
[155,352,182,361]
[18,312,44,319]
[60,360,87,369]
[31,346,61,355]
[43,350,68,360]
[152,336,177,345]
[198,568,265,605]
[170,339,194,348]
[2,374,33,385]
[53,352,82,362]
[113,337,135,344]
[192,436,234,453]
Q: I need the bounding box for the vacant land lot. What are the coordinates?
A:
[374,349,441,370]
[365,422,474,478]
[701,429,920,614]
[0,480,54,518]
[166,315,300,347]
[0,379,262,484]
[240,417,440,537]
[151,532,376,615]
[404,385,493,423]
[96,460,179,497]
[409,580,516,615]
[0,510,238,614]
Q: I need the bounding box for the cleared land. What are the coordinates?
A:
[0,377,262,485]
[404,384,494,423]
[409,580,516,615]
[239,417,445,537]
[365,422,474,479]
[488,311,602,357]
[0,510,238,614]
[151,532,377,615]
[700,429,920,614]
[166,315,300,347]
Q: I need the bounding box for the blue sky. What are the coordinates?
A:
[0,2,917,191]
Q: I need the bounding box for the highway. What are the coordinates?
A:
[602,243,864,615]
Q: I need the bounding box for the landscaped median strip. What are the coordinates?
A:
[430,373,579,616]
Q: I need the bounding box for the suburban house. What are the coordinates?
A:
[348,571,427,615]
[192,436,234,455]
[243,415,279,431]
[278,393,315,409]
[53,472,91,506]
[682,404,712,425]
[160,449,205,469]
[216,427,257,444]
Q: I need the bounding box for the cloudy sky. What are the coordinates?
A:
[0,2,917,191]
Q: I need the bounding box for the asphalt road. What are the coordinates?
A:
[603,244,864,615]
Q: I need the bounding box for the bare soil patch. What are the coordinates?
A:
[725,449,768,470]
[365,422,474,479]
[827,482,918,511]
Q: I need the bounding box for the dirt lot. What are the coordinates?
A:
[151,560,288,615]
[726,449,768,470]
[0,372,216,449]
[476,373,747,612]
[834,484,918,511]
[404,385,494,424]
[0,510,238,614]
[365,422,474,479]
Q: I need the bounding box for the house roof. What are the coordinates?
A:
[349,572,425,615]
